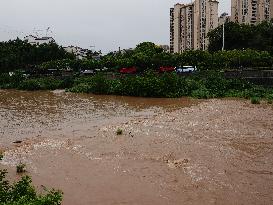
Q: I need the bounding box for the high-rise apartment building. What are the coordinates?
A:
[231,0,273,24]
[181,3,195,52]
[170,0,219,53]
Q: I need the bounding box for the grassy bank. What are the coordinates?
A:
[1,71,273,101]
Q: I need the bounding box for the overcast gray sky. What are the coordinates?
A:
[0,0,230,53]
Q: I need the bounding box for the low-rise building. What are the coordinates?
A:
[24,35,55,45]
[64,46,89,60]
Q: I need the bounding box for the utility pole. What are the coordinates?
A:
[222,22,225,51]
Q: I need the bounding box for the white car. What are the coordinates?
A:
[175,66,197,74]
[81,70,95,75]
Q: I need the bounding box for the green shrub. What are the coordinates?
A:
[39,78,62,90]
[19,79,42,91]
[11,71,25,83]
[16,163,26,173]
[116,128,123,135]
[266,94,273,104]
[251,97,261,104]
[68,71,270,99]
[68,83,91,93]
[0,73,11,87]
[59,77,75,89]
[18,78,63,91]
[89,74,110,94]
[204,72,228,97]
[0,169,62,205]
[191,87,211,99]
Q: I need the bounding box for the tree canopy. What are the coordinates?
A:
[0,38,74,73]
[208,20,273,53]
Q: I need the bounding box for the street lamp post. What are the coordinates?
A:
[220,13,228,51]
[222,21,225,51]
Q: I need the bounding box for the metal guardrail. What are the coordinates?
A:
[224,70,273,86]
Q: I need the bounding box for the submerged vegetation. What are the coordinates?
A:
[68,71,273,100]
[116,128,123,135]
[251,97,261,104]
[16,163,27,174]
[1,70,273,101]
[0,169,62,205]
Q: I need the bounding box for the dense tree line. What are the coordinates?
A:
[0,38,74,73]
[100,42,273,70]
[208,20,273,53]
[1,40,273,75]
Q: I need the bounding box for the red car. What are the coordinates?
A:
[159,66,175,73]
[119,67,137,74]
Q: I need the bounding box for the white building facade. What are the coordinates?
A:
[231,0,273,24]
[170,0,219,53]
[24,35,55,45]
[64,46,89,60]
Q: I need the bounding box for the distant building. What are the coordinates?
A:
[170,0,219,53]
[158,45,170,52]
[24,35,55,45]
[64,46,89,60]
[231,0,273,25]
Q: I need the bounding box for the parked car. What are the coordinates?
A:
[175,66,197,74]
[119,67,137,74]
[159,66,175,73]
[81,69,95,76]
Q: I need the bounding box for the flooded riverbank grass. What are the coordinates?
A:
[68,71,273,100]
[16,163,26,173]
[1,71,273,100]
[116,128,123,135]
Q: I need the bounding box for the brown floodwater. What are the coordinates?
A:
[0,89,195,145]
[0,89,273,205]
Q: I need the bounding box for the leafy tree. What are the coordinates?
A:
[208,20,273,53]
[0,169,62,205]
[0,39,74,73]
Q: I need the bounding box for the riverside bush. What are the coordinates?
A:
[191,87,211,99]
[19,79,42,91]
[69,71,270,99]
[0,73,11,88]
[0,169,62,205]
[1,70,272,100]
[251,97,261,104]
[18,78,63,91]
[68,83,92,93]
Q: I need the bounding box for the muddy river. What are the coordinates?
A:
[0,90,273,205]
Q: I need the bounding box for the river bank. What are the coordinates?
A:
[0,90,273,204]
[2,71,273,101]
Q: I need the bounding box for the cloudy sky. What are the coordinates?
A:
[0,0,230,53]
